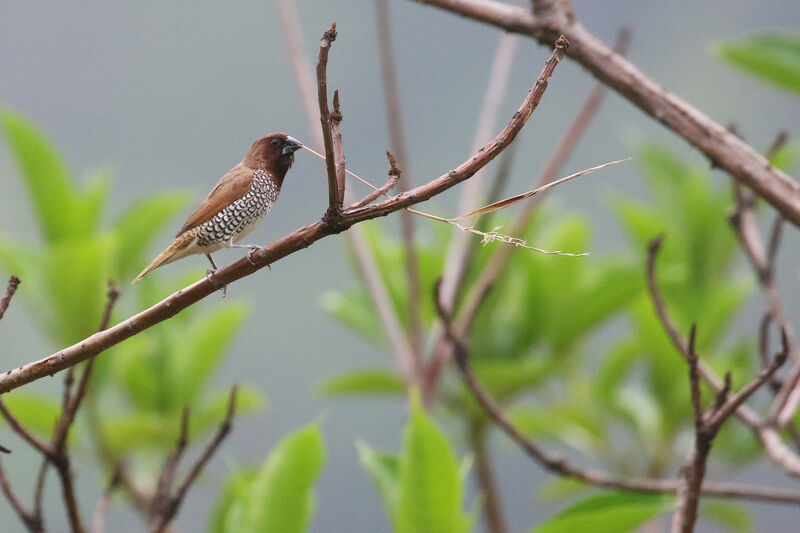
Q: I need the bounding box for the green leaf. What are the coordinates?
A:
[240,423,326,533]
[701,500,753,533]
[0,392,63,441]
[531,492,673,533]
[395,392,471,533]
[471,359,554,402]
[715,33,800,96]
[111,191,189,279]
[174,302,250,404]
[319,289,386,347]
[44,237,116,345]
[317,369,406,398]
[75,167,112,238]
[211,469,257,533]
[356,439,400,515]
[0,108,81,243]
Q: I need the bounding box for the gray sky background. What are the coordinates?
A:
[2,1,800,531]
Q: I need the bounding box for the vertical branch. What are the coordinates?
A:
[147,387,238,533]
[469,419,508,533]
[375,0,424,360]
[281,15,418,386]
[672,327,787,533]
[439,32,519,314]
[331,90,346,208]
[456,26,630,333]
[316,23,342,220]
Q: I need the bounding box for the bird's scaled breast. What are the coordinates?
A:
[196,170,279,247]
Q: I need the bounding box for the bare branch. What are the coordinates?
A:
[432,279,800,505]
[646,236,800,478]
[91,466,122,533]
[411,0,800,228]
[0,275,20,322]
[0,460,42,532]
[348,151,401,209]
[316,22,342,221]
[439,31,519,316]
[673,327,786,533]
[148,386,237,533]
[375,0,424,359]
[331,90,346,207]
[0,34,569,394]
[0,400,53,457]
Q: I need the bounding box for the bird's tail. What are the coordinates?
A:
[131,239,189,284]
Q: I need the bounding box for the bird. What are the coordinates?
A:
[132,133,303,283]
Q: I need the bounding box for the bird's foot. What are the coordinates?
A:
[205,267,227,297]
[230,243,262,266]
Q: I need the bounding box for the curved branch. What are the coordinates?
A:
[0,35,570,395]
[412,0,800,227]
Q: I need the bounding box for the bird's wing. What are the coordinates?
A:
[177,164,254,236]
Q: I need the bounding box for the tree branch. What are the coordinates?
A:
[411,0,800,228]
[316,22,342,222]
[0,275,20,322]
[422,26,629,401]
[0,33,570,395]
[646,236,800,478]
[433,279,800,506]
[375,0,424,361]
[148,386,237,533]
[672,325,787,533]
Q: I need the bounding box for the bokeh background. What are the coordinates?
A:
[1,1,800,531]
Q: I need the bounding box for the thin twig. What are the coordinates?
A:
[0,400,53,457]
[646,237,800,478]
[331,90,346,208]
[422,28,629,401]
[0,461,42,532]
[281,15,419,387]
[316,22,342,222]
[457,25,630,335]
[148,386,238,533]
[348,151,401,209]
[412,0,800,228]
[375,0,424,360]
[432,279,800,505]
[469,419,508,533]
[672,325,786,533]
[0,34,570,394]
[91,466,122,533]
[0,275,20,322]
[439,31,519,316]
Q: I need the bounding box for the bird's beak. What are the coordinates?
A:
[283,136,303,155]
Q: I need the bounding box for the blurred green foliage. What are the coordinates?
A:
[213,423,325,533]
[320,136,799,531]
[0,108,264,518]
[2,105,798,532]
[358,392,473,533]
[715,32,800,96]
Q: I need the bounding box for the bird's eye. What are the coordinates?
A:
[271,139,280,146]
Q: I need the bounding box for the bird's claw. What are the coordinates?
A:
[246,247,259,265]
[205,267,227,297]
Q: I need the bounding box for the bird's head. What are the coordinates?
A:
[244,133,303,180]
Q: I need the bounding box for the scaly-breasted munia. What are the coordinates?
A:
[132,133,302,283]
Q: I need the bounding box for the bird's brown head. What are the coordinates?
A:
[243,133,303,182]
